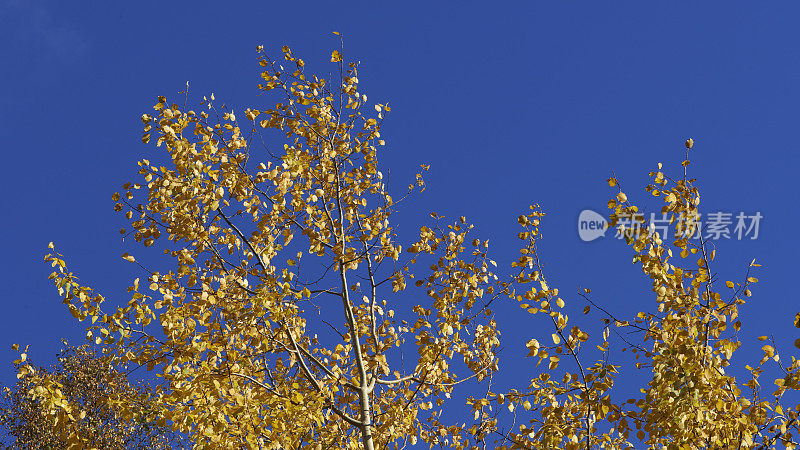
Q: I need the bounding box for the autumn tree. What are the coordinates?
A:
[472,144,800,449]
[18,41,800,449]
[30,41,504,449]
[1,342,186,449]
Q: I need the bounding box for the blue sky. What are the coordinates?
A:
[2,0,799,427]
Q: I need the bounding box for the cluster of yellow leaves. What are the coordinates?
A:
[4,343,183,449]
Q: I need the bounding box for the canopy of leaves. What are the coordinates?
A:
[14,42,800,449]
[1,342,186,449]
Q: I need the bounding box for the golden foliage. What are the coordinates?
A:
[2,343,185,449]
[22,44,800,450]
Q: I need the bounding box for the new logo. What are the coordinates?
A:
[578,209,608,242]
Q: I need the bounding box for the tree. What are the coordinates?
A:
[1,342,186,449]
[19,42,800,449]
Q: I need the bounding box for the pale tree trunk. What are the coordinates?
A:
[332,157,375,450]
[340,267,375,450]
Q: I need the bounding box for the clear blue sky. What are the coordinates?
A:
[2,0,798,421]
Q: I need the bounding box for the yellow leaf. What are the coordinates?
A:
[526,339,539,357]
[331,50,343,63]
